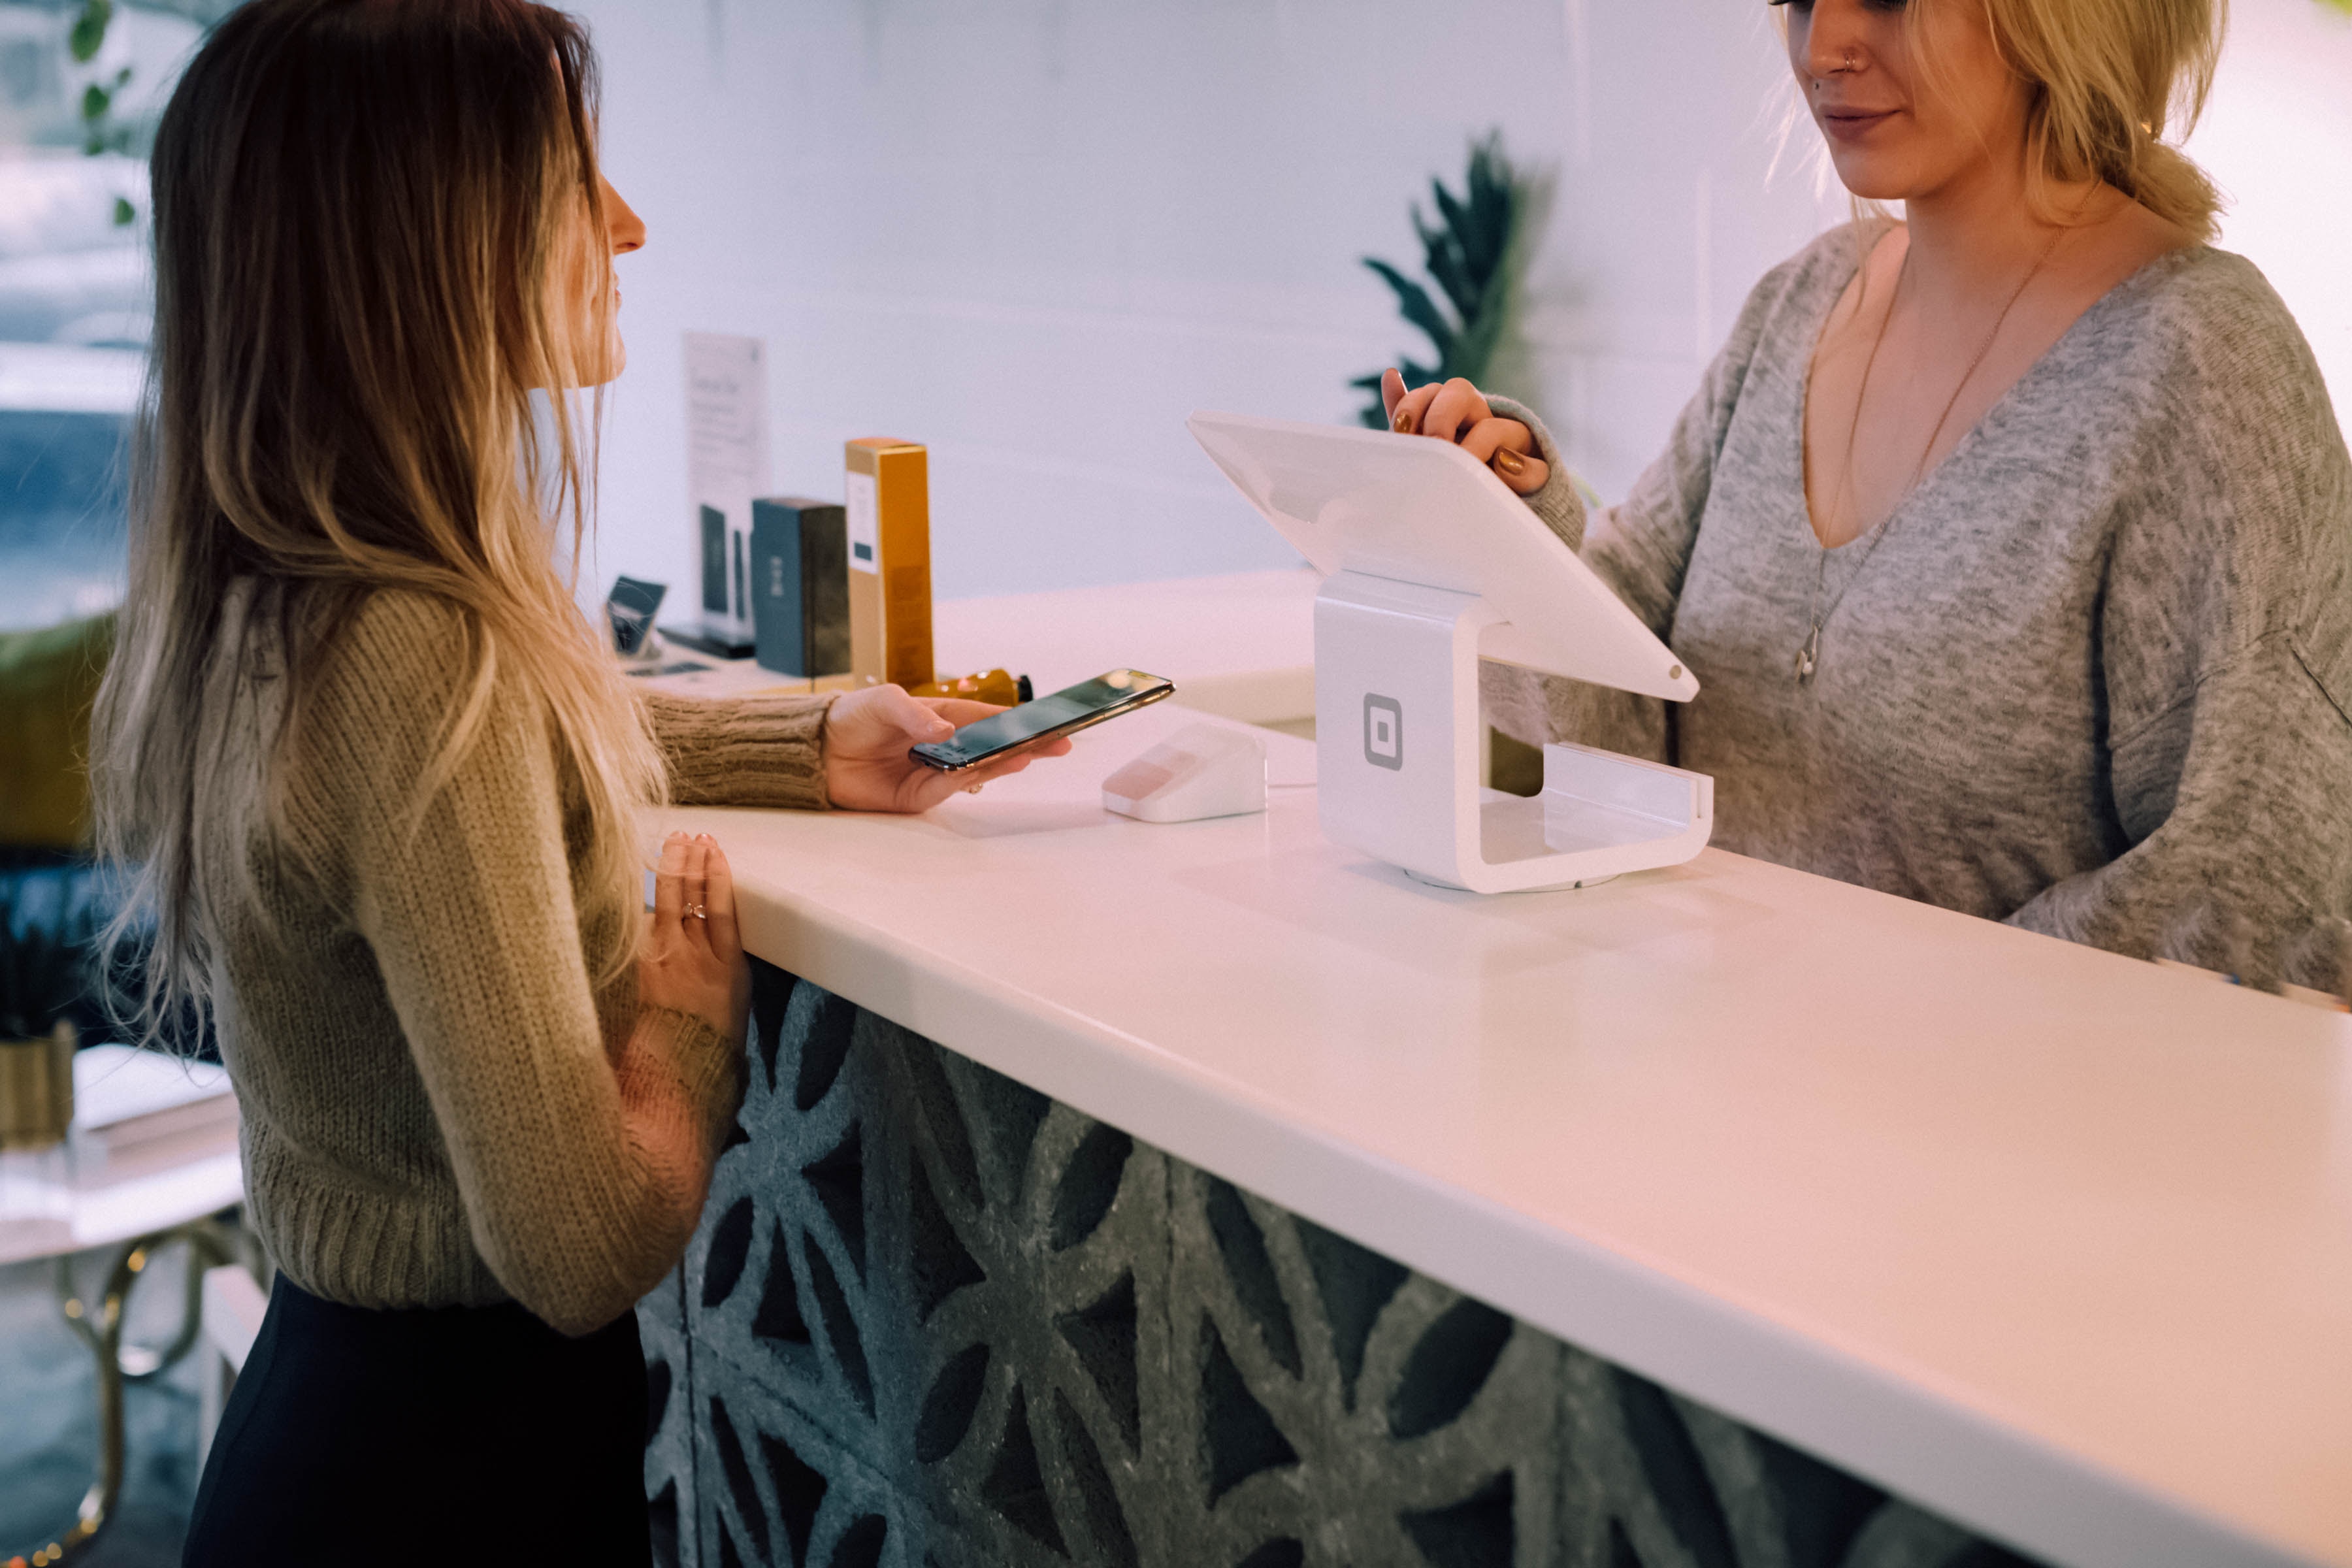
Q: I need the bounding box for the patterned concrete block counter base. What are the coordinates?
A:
[641,964,2029,1568]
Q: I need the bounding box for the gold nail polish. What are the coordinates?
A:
[1491,446,1527,476]
[1391,408,1416,435]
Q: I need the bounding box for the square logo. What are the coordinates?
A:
[1364,693,1403,770]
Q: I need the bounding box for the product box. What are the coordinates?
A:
[749,497,850,678]
[843,438,934,689]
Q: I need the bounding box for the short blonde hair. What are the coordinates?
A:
[1978,0,2228,238]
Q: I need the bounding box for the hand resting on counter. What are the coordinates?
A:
[642,829,753,1049]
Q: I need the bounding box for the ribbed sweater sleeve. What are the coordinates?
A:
[290,593,741,1335]
[639,690,833,809]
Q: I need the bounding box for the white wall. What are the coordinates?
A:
[572,0,2352,606]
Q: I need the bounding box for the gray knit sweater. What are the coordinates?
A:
[197,589,831,1331]
[1485,225,2352,990]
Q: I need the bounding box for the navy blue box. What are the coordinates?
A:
[750,497,850,677]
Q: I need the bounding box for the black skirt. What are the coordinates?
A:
[184,1275,650,1566]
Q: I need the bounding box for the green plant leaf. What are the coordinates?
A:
[81,82,110,122]
[1431,180,1475,254]
[1418,211,1480,326]
[113,195,135,226]
[68,0,113,64]
[1364,257,1456,367]
[1462,142,1513,276]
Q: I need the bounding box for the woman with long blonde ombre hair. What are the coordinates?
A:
[90,1,1062,1558]
[1384,0,2352,986]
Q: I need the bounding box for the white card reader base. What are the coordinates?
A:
[1315,571,1711,893]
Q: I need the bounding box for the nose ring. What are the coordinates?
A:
[1843,46,1859,71]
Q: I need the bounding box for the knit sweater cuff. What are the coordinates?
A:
[642,692,834,810]
[1486,394,1588,553]
[638,1004,743,1149]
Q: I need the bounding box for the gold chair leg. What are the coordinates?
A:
[16,1218,241,1567]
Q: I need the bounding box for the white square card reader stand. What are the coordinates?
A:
[1189,411,1712,894]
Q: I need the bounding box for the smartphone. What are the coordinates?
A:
[606,576,667,657]
[909,669,1175,772]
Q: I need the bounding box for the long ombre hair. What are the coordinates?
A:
[91,0,664,1047]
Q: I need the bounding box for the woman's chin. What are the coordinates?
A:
[583,340,627,388]
[1829,153,1918,206]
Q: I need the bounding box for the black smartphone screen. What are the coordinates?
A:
[608,576,667,657]
[910,670,1174,771]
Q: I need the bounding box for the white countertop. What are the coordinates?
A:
[655,694,2352,1568]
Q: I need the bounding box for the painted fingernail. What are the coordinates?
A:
[1491,446,1527,477]
[1391,408,1416,435]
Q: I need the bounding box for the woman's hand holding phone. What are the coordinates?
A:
[1380,368,1550,497]
[825,683,1072,813]
[635,685,1070,1047]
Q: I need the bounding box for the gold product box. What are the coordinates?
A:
[843,437,934,690]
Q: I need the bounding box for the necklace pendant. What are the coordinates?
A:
[1795,624,1821,685]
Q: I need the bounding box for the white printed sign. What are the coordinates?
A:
[684,333,769,636]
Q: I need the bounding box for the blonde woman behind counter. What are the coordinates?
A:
[1388,0,2352,991]
[86,1,1067,1561]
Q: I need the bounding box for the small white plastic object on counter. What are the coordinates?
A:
[1102,723,1267,823]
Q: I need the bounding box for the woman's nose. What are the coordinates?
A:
[602,175,647,256]
[1800,0,1872,80]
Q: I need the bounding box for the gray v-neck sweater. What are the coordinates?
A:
[1485,224,2352,990]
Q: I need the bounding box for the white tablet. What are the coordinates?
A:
[1187,410,1697,703]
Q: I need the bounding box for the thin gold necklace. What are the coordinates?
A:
[1795,222,2067,685]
